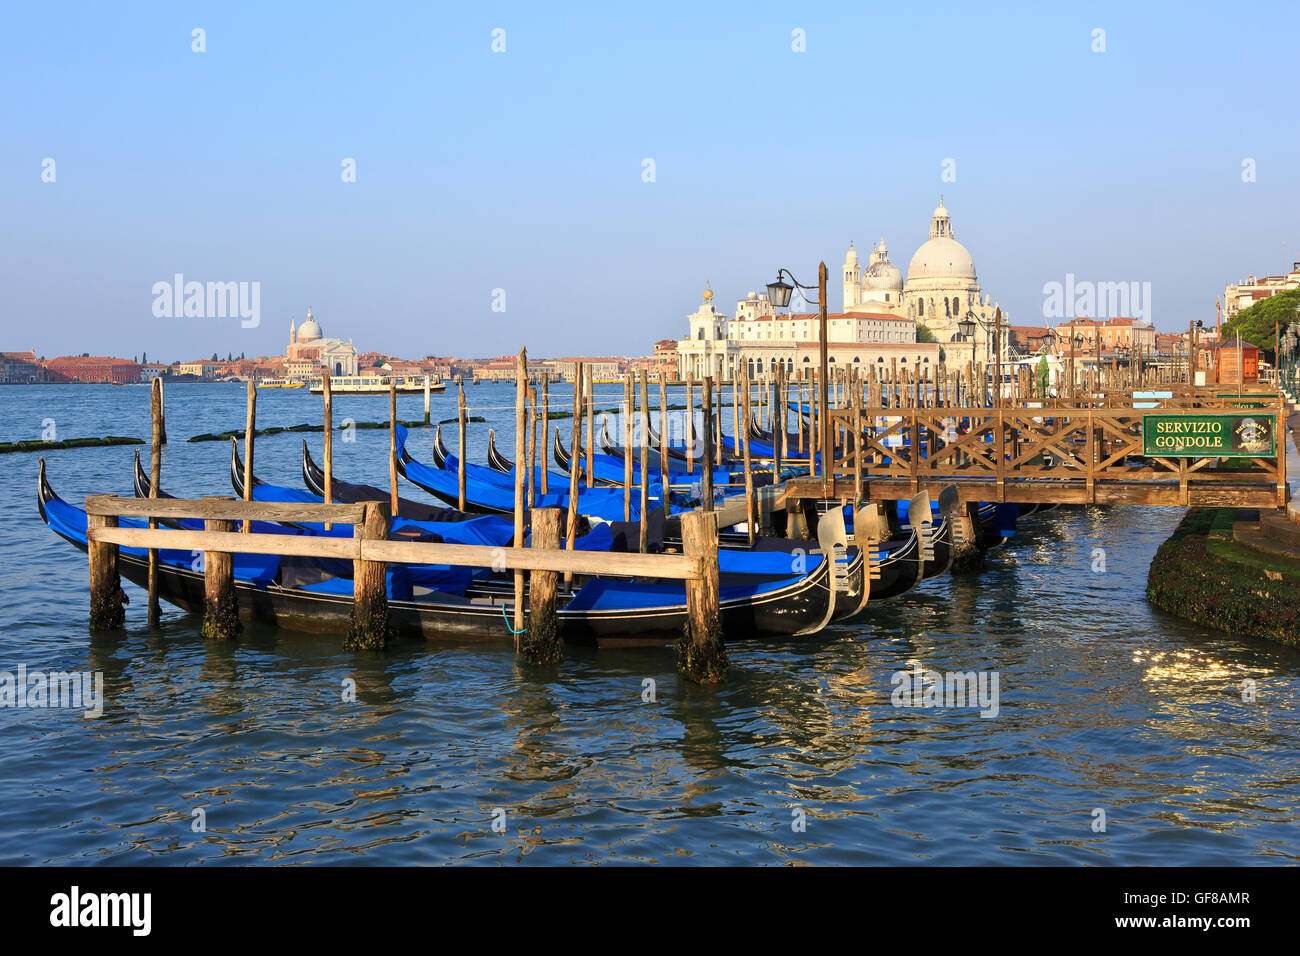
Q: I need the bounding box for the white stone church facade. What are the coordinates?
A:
[676,200,1007,380]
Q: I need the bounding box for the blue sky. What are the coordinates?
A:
[2,1,1297,361]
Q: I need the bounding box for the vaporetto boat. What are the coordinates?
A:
[309,375,445,395]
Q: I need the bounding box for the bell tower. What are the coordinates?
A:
[842,242,860,311]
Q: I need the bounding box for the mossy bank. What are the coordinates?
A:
[1147,508,1300,646]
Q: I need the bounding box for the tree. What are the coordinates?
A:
[916,323,937,344]
[1221,288,1300,362]
[211,352,218,362]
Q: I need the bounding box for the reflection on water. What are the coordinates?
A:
[0,383,1298,864]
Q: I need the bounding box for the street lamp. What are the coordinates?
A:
[957,315,977,394]
[766,263,829,491]
[959,310,1002,405]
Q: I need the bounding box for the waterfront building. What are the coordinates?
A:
[285,308,359,379]
[1,350,47,384]
[553,357,625,382]
[674,200,1003,379]
[1007,326,1054,353]
[1223,261,1300,321]
[44,356,141,384]
[1047,317,1156,353]
[174,360,220,380]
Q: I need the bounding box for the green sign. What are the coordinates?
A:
[1142,413,1275,457]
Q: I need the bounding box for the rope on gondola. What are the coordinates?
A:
[502,603,527,635]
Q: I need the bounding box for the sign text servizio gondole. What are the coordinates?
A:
[1142,413,1275,457]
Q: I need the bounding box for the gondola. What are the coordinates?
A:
[310,434,872,625]
[481,427,574,489]
[599,418,745,468]
[298,439,673,552]
[747,411,804,451]
[527,427,766,495]
[298,437,525,526]
[40,458,839,643]
[394,426,647,522]
[231,437,605,551]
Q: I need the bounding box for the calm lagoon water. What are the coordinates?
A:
[1,382,1297,865]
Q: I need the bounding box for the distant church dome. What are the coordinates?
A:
[865,239,903,291]
[907,199,976,281]
[297,308,322,342]
[844,242,858,266]
[747,290,758,300]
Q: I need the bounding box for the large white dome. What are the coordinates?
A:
[297,308,322,342]
[907,199,977,282]
[907,237,976,281]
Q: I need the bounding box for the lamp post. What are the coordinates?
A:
[959,309,1003,405]
[767,262,829,492]
[957,315,976,405]
[1191,319,1205,385]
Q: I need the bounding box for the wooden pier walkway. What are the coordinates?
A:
[783,384,1288,511]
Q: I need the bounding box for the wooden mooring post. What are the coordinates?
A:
[639,369,649,552]
[242,379,256,533]
[86,495,125,631]
[347,500,391,650]
[623,371,633,522]
[388,380,399,518]
[741,365,755,545]
[701,376,715,511]
[456,375,467,511]
[527,380,537,509]
[676,509,727,684]
[521,506,562,665]
[685,369,694,475]
[201,497,239,640]
[658,371,670,516]
[322,371,333,530]
[714,373,723,467]
[423,375,432,425]
[513,349,528,638]
[157,376,167,445]
[147,376,163,626]
[540,374,549,495]
[584,364,595,491]
[565,362,583,584]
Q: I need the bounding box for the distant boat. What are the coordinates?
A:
[259,380,305,389]
[309,374,446,395]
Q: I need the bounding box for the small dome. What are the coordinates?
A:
[297,308,322,342]
[845,242,858,265]
[865,259,904,291]
[747,291,758,300]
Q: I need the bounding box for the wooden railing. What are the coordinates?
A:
[809,397,1287,508]
[83,495,717,653]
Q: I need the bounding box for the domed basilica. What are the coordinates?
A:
[843,199,1007,364]
[284,308,360,379]
[674,200,1005,381]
